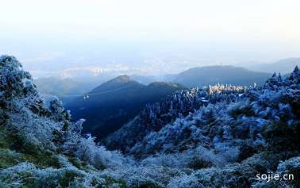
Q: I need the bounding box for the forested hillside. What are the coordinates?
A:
[0,55,299,187]
[106,69,300,160]
[66,76,184,139]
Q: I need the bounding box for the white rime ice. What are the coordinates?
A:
[0,55,299,187]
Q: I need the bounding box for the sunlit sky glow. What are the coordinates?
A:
[1,0,300,77]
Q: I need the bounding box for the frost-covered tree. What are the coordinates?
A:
[1,55,299,187]
[0,56,134,187]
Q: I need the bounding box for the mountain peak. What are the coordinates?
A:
[90,75,142,94]
[110,75,131,83]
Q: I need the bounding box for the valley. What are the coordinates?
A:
[0,55,299,187]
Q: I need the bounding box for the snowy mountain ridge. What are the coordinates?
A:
[106,70,300,158]
[0,55,299,187]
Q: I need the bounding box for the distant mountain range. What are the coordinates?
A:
[34,75,159,102]
[65,75,185,139]
[170,65,271,88]
[36,60,299,141]
[35,57,300,99]
[247,57,300,74]
[34,77,98,103]
[40,65,273,139]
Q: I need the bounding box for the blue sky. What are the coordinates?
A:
[1,0,300,77]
